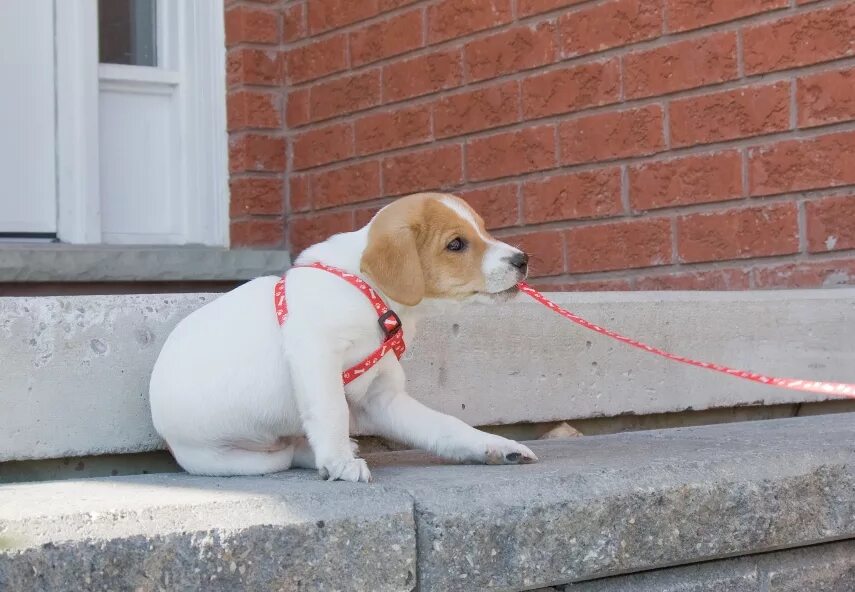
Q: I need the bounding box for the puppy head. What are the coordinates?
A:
[360,193,528,306]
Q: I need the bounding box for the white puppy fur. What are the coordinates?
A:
[149,193,538,482]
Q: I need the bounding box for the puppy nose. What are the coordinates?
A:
[509,252,529,274]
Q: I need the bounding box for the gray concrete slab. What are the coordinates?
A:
[563,539,855,592]
[1,415,853,591]
[0,245,290,281]
[0,471,416,591]
[370,413,855,591]
[2,289,854,461]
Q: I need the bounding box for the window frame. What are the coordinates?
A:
[55,0,229,246]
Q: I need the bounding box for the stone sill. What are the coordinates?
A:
[0,244,290,282]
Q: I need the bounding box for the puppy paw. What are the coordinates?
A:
[318,457,372,483]
[484,438,538,465]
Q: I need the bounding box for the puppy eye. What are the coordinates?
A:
[446,237,466,252]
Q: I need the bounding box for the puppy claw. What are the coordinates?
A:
[318,457,371,483]
[485,439,538,465]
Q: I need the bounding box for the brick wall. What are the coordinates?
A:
[226,0,855,290]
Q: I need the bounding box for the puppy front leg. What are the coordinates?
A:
[357,369,537,465]
[284,333,370,482]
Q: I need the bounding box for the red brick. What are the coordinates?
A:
[466,125,556,182]
[749,131,855,196]
[382,49,464,103]
[797,66,855,128]
[290,211,355,254]
[754,259,855,289]
[282,3,306,43]
[350,10,424,67]
[427,0,513,44]
[380,0,420,8]
[231,218,285,248]
[560,0,662,58]
[521,59,620,119]
[623,33,738,100]
[666,0,787,33]
[290,175,311,212]
[743,4,855,75]
[523,168,622,224]
[383,144,464,195]
[287,34,347,84]
[229,177,284,216]
[227,91,281,131]
[464,22,557,83]
[566,218,671,273]
[518,0,587,18]
[286,89,310,128]
[307,0,379,34]
[229,134,286,173]
[531,278,633,291]
[434,81,520,139]
[292,123,354,170]
[559,105,664,165]
[311,160,382,209]
[309,69,381,122]
[636,269,751,290]
[806,195,855,253]
[629,150,743,211]
[500,230,565,277]
[458,183,519,229]
[354,105,432,156]
[355,206,382,227]
[227,49,284,86]
[669,82,790,148]
[225,6,279,46]
[677,204,799,264]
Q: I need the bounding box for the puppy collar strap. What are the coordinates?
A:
[274,262,406,385]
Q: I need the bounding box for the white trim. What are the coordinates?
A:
[55,0,101,244]
[178,0,229,246]
[98,63,181,86]
[54,0,228,246]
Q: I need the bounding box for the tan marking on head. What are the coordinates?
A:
[360,193,502,304]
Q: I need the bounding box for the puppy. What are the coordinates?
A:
[149,192,537,482]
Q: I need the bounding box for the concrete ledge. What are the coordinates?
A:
[564,539,855,591]
[0,245,290,282]
[2,289,854,461]
[0,473,416,591]
[1,415,854,591]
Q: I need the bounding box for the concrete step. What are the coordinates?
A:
[2,289,855,462]
[1,414,853,591]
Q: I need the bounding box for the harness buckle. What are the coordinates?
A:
[378,309,402,339]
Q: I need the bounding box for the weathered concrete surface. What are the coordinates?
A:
[1,293,218,461]
[0,245,290,282]
[563,539,855,592]
[1,415,852,591]
[2,289,855,461]
[371,414,855,591]
[0,472,416,591]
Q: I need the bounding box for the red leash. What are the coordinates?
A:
[518,283,855,399]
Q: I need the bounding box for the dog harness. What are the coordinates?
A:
[275,262,405,385]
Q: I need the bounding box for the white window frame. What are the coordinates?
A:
[55,0,229,246]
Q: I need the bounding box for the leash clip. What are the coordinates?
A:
[378,309,402,339]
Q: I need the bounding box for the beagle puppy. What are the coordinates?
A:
[149,192,537,482]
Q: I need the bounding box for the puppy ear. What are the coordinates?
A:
[360,207,425,306]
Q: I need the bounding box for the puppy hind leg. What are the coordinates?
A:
[171,444,295,476]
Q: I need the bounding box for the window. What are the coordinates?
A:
[0,0,228,246]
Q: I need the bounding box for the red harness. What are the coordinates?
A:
[275,262,405,385]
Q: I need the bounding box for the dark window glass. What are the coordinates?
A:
[98,0,157,66]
